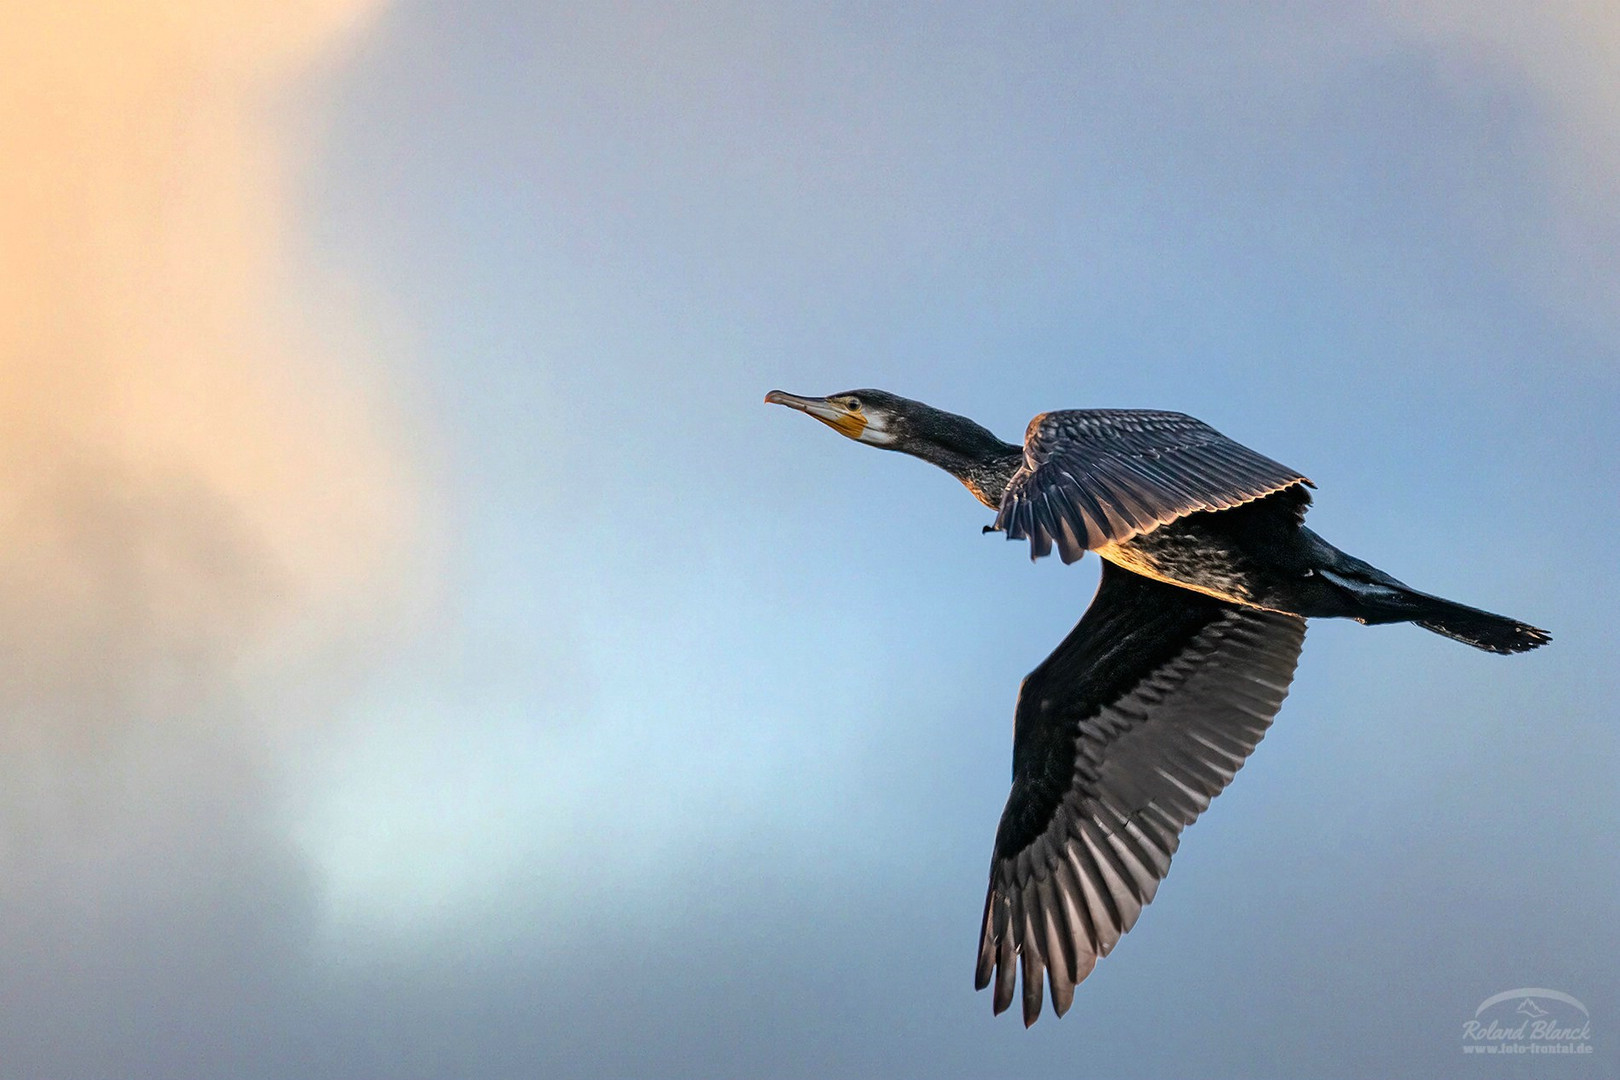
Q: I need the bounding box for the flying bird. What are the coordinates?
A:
[765,388,1548,1026]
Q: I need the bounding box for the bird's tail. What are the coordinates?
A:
[1316,568,1550,655]
[1406,595,1550,654]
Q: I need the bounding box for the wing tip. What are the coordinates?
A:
[1050,979,1075,1018]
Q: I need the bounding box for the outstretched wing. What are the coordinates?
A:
[993,410,1310,562]
[977,561,1305,1025]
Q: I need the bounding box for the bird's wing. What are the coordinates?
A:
[977,560,1305,1025]
[993,409,1310,562]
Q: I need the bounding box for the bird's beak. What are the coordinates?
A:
[764,390,867,440]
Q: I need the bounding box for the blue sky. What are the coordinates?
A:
[3,3,1617,1078]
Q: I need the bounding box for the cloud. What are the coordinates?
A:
[1380,2,1620,334]
[0,2,422,1073]
[0,0,418,642]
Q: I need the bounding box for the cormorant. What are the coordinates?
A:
[765,387,1548,1026]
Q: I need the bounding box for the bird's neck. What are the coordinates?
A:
[903,421,1024,510]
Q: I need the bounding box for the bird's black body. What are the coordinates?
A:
[1110,493,1542,652]
[765,387,1548,1025]
[831,393,1546,653]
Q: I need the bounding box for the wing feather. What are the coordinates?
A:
[995,409,1311,561]
[977,561,1305,1023]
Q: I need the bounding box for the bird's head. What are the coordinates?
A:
[765,387,1023,508]
[763,388,912,448]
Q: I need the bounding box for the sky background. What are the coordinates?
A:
[3,3,1617,1077]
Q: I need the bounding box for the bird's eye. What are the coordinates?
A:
[845,397,862,411]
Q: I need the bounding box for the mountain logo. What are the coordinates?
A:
[1516,998,1550,1019]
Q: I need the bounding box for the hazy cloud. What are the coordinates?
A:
[0,3,422,1074]
[1382,1,1620,335]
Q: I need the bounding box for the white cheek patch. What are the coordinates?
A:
[858,421,898,446]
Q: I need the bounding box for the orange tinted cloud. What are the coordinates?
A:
[0,0,421,720]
